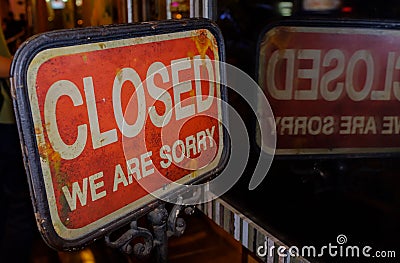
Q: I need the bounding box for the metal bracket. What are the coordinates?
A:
[105,190,201,261]
[148,204,169,262]
[105,221,153,258]
[167,190,200,237]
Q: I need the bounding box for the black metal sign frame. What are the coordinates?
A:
[10,18,228,250]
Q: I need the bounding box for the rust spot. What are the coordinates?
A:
[38,139,62,173]
[193,29,213,59]
[266,27,293,57]
[35,212,45,225]
[99,43,106,49]
[36,123,62,175]
[82,54,88,64]
[34,126,42,135]
[116,68,123,82]
[187,51,195,60]
[189,159,198,177]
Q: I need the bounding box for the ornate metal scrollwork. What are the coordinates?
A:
[105,190,201,261]
[167,190,201,237]
[105,221,153,258]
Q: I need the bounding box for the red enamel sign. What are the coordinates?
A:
[11,20,227,249]
[258,22,400,155]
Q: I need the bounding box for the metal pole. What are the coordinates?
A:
[190,0,201,17]
[190,0,216,20]
[210,0,217,21]
[202,0,217,20]
[127,0,133,23]
[203,0,209,18]
[190,0,194,18]
[148,205,169,263]
[166,0,172,19]
[194,0,200,18]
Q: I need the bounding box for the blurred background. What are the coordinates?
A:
[3,0,400,75]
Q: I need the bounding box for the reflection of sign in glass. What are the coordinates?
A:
[258,21,400,156]
[303,0,341,11]
[51,0,66,9]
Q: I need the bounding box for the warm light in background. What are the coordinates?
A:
[79,249,96,263]
[58,248,96,263]
[170,0,190,19]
